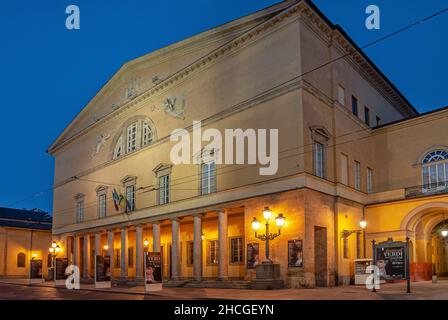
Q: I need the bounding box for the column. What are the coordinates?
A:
[120,228,128,279]
[73,235,79,266]
[153,222,161,252]
[83,235,90,279]
[171,219,181,280]
[95,233,101,257]
[107,230,114,277]
[218,210,229,280]
[193,214,203,281]
[135,225,143,279]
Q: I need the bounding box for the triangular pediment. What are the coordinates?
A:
[46,1,300,154]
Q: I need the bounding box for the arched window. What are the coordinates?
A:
[126,122,138,153]
[112,116,157,160]
[17,252,26,268]
[113,135,123,159]
[422,150,448,190]
[142,122,154,146]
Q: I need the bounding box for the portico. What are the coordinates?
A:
[66,208,244,284]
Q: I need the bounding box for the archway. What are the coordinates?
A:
[401,203,448,280]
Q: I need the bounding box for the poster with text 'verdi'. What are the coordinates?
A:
[375,244,406,280]
[145,252,162,286]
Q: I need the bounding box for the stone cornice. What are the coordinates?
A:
[53,172,371,235]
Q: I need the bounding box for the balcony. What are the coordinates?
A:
[405,182,448,199]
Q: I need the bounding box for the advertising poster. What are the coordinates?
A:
[95,255,111,288]
[29,259,43,283]
[288,240,303,267]
[246,243,259,269]
[145,252,162,292]
[375,243,407,280]
[55,258,69,286]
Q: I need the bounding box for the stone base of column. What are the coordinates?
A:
[217,276,228,281]
[250,263,284,290]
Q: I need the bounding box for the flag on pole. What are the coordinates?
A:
[112,189,120,211]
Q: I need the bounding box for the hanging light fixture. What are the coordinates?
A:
[441,213,448,237]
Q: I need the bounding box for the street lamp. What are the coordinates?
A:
[49,241,61,280]
[252,207,285,264]
[360,217,367,258]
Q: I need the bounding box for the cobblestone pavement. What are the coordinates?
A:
[0,279,447,300]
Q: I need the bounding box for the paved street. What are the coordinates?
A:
[0,279,447,300]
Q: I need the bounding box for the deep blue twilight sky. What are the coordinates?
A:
[0,0,446,213]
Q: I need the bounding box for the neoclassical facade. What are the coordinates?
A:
[47,0,448,288]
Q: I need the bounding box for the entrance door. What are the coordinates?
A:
[314,226,328,287]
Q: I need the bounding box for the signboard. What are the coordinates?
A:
[288,240,303,268]
[246,243,259,269]
[374,241,407,280]
[30,259,43,283]
[55,258,69,286]
[95,255,111,288]
[145,252,162,292]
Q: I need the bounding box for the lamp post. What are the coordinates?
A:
[251,207,285,264]
[360,217,367,258]
[49,241,61,280]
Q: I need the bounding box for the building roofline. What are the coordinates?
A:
[47,0,420,153]
[374,105,448,129]
[303,0,418,116]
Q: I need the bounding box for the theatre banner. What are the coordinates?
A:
[30,259,43,283]
[55,258,69,286]
[145,252,162,291]
[246,243,259,269]
[374,241,407,280]
[288,240,303,267]
[95,255,111,288]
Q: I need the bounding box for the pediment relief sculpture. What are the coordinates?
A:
[151,94,186,120]
[92,132,112,158]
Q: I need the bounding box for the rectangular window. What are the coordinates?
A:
[354,161,361,191]
[186,241,194,266]
[230,237,244,264]
[337,84,345,106]
[125,185,135,212]
[364,106,370,126]
[207,240,219,265]
[126,122,138,153]
[98,194,106,218]
[351,96,358,117]
[340,153,349,185]
[128,247,134,268]
[201,161,216,195]
[76,201,84,224]
[114,249,120,268]
[313,142,324,178]
[376,116,381,126]
[159,175,169,205]
[367,168,373,194]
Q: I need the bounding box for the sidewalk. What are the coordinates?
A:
[0,278,447,300]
